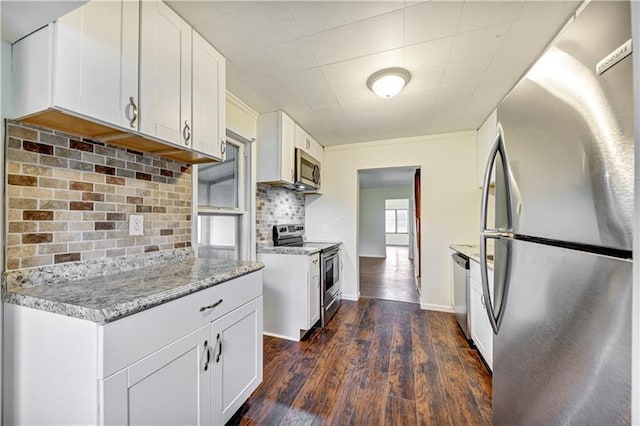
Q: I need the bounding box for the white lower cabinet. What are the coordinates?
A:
[212,297,263,424]
[469,261,494,371]
[4,270,263,426]
[259,252,321,341]
[101,325,212,426]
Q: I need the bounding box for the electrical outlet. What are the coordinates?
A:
[321,224,327,233]
[129,215,144,236]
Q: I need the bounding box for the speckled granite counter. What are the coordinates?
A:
[450,244,494,268]
[257,241,341,255]
[3,249,264,324]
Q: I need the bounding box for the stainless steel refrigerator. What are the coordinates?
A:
[479,1,633,424]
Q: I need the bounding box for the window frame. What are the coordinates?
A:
[385,208,409,234]
[193,131,254,261]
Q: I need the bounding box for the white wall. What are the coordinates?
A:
[305,131,479,311]
[358,186,411,257]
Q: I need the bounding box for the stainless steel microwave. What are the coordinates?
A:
[295,148,320,191]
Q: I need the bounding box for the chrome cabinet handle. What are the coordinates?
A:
[199,298,223,312]
[220,139,226,155]
[204,340,211,371]
[183,121,191,145]
[215,333,222,363]
[128,96,138,128]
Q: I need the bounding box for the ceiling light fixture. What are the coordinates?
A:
[367,67,411,99]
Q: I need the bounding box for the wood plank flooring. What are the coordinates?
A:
[360,246,420,304]
[231,299,492,425]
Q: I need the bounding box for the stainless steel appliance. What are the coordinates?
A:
[480,2,633,424]
[295,148,320,191]
[452,253,471,341]
[273,224,341,326]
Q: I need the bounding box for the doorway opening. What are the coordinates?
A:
[357,166,421,304]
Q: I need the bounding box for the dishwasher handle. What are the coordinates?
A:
[452,253,469,269]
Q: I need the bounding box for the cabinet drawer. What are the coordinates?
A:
[100,270,262,378]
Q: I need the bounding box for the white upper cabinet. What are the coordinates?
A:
[11,0,227,164]
[12,0,139,131]
[257,111,296,185]
[294,124,323,165]
[477,110,497,188]
[192,31,226,161]
[54,0,139,130]
[140,0,192,147]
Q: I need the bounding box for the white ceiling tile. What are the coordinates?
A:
[288,2,351,36]
[448,24,510,62]
[404,37,454,71]
[483,51,535,86]
[235,2,303,48]
[166,1,232,26]
[195,13,260,58]
[269,38,320,74]
[306,26,359,65]
[458,1,524,33]
[442,57,491,84]
[404,1,463,45]
[517,1,580,21]
[436,81,478,106]
[353,10,404,56]
[322,58,368,88]
[333,84,371,104]
[230,49,284,77]
[345,1,405,23]
[499,12,571,56]
[361,48,405,77]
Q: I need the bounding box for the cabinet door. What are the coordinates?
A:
[192,31,226,160]
[54,0,139,130]
[100,325,212,426]
[470,277,493,370]
[309,256,320,327]
[281,114,296,184]
[140,0,192,147]
[212,297,263,424]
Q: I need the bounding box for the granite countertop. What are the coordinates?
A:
[4,252,264,324]
[257,241,341,255]
[450,244,494,269]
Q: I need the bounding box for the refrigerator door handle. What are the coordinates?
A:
[480,125,513,334]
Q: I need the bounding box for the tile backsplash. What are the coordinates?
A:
[5,121,192,270]
[256,184,304,244]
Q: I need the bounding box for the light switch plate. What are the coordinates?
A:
[129,215,144,236]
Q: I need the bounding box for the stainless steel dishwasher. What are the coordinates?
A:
[452,252,471,341]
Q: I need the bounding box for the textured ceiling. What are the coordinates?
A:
[168,0,581,146]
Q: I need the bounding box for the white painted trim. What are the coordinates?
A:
[359,254,385,259]
[262,331,298,342]
[226,91,258,120]
[420,303,455,313]
[326,130,476,152]
[341,293,359,302]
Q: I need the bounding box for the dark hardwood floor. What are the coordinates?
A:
[231,299,492,425]
[360,246,420,304]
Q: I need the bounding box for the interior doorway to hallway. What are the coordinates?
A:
[357,166,421,304]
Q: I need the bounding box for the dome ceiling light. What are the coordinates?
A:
[367,67,411,99]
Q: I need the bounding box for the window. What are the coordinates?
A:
[196,134,251,261]
[385,209,408,233]
[385,198,409,234]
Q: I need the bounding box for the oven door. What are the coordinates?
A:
[322,248,340,301]
[295,149,320,190]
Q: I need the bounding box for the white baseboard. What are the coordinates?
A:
[263,331,299,342]
[341,293,359,301]
[420,303,454,313]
